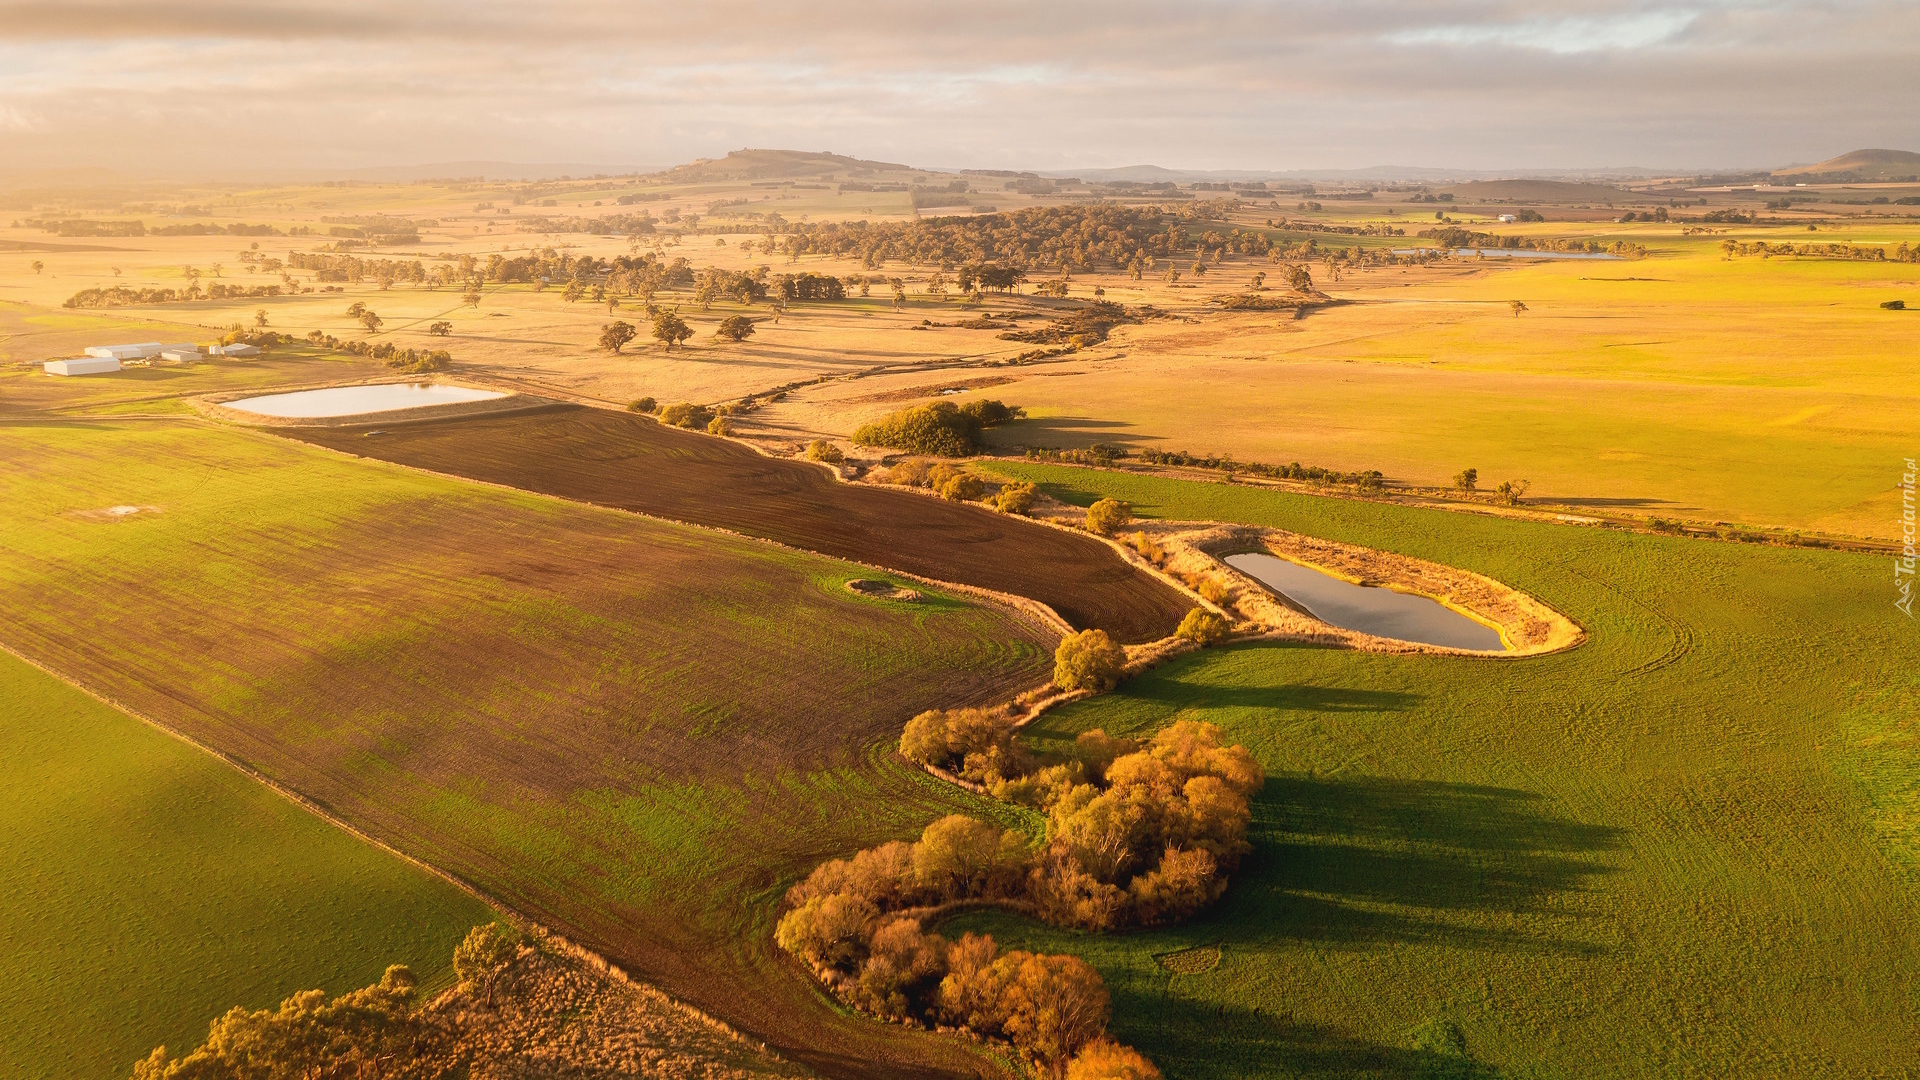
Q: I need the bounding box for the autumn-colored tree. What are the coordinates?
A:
[999,951,1112,1076]
[1054,629,1126,692]
[994,480,1038,515]
[1085,498,1132,536]
[1175,608,1231,646]
[453,923,520,1007]
[1066,1039,1163,1080]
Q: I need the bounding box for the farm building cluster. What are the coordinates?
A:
[43,340,259,376]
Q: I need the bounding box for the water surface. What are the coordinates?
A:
[1226,552,1506,651]
[226,382,505,418]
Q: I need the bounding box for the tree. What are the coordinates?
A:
[629,396,657,414]
[1509,300,1528,318]
[599,320,638,353]
[1085,498,1132,536]
[427,320,452,336]
[707,414,735,436]
[1000,952,1112,1075]
[715,315,756,341]
[452,923,520,1008]
[652,310,693,348]
[806,439,843,463]
[30,260,43,275]
[462,286,484,308]
[359,311,383,333]
[994,481,1037,515]
[1495,479,1531,505]
[253,308,269,328]
[1066,1040,1162,1080]
[346,301,367,318]
[1453,468,1478,492]
[1054,629,1126,692]
[1175,608,1230,646]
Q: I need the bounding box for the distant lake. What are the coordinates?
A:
[1226,552,1507,651]
[226,383,505,418]
[1394,247,1624,261]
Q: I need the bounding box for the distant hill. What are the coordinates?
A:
[1774,149,1920,180]
[1440,179,1638,204]
[652,149,919,182]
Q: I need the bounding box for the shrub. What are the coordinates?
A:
[1054,629,1126,692]
[1882,299,1907,310]
[1085,498,1132,535]
[658,402,713,429]
[715,314,757,340]
[1067,1040,1163,1080]
[1175,608,1231,646]
[707,415,735,437]
[994,480,1038,514]
[628,396,657,413]
[885,459,934,487]
[1196,578,1230,605]
[939,474,986,501]
[806,439,843,463]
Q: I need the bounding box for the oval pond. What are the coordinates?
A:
[1225,552,1506,652]
[226,382,505,418]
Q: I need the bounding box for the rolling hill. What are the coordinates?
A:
[652,149,920,182]
[1774,148,1920,180]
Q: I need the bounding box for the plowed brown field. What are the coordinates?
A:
[290,405,1191,643]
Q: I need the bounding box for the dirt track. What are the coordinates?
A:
[292,404,1191,643]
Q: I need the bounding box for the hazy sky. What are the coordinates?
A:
[0,0,1914,176]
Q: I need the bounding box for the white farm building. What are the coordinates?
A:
[45,357,123,376]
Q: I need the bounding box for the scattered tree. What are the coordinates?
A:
[599,320,638,353]
[427,320,452,336]
[452,923,520,1008]
[1495,479,1531,505]
[1175,608,1231,646]
[651,310,693,348]
[30,260,43,275]
[358,311,383,333]
[253,308,269,328]
[462,286,484,308]
[715,315,756,341]
[1509,300,1528,318]
[1453,467,1478,492]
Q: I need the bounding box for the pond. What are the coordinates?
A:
[1225,552,1507,651]
[1393,247,1624,261]
[225,382,506,418]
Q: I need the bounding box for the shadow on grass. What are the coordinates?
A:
[1118,995,1505,1080]
[1211,775,1623,954]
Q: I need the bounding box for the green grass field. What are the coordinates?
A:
[0,414,1051,1077]
[0,648,492,1080]
[953,463,1920,1079]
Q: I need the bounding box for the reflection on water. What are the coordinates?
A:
[226,382,505,418]
[1226,552,1507,652]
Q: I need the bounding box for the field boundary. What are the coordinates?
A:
[0,638,792,1066]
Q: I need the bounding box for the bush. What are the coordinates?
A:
[658,402,713,429]
[1175,608,1231,646]
[939,474,986,501]
[1067,1040,1163,1080]
[1085,498,1132,535]
[885,459,934,486]
[852,399,1022,456]
[1881,299,1907,310]
[998,951,1112,1072]
[805,439,843,463]
[1054,629,1126,692]
[994,480,1038,514]
[775,892,878,971]
[900,707,1026,783]
[911,815,1028,900]
[628,396,657,414]
[708,415,735,436]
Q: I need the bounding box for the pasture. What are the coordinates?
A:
[0,647,491,1080]
[951,463,1919,1079]
[0,416,1054,1078]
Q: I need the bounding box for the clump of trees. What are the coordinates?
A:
[651,310,693,347]
[778,272,846,301]
[657,402,715,429]
[882,461,995,502]
[64,283,283,308]
[1135,449,1385,491]
[780,718,1258,1073]
[853,399,1023,456]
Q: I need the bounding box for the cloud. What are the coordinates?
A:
[0,1,1913,173]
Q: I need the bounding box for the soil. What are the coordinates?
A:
[288,404,1192,643]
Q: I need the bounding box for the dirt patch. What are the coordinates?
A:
[426,942,814,1080]
[846,579,923,602]
[843,376,1017,405]
[287,404,1192,643]
[68,504,160,522]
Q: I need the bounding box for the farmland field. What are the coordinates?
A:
[0,647,492,1080]
[0,417,1056,1078]
[948,463,1920,1079]
[289,403,1193,642]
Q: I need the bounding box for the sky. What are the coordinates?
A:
[0,0,1914,177]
